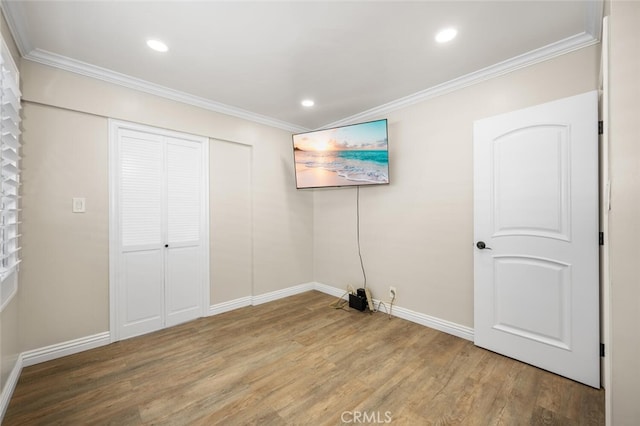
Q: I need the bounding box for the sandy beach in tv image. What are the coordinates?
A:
[293,119,389,189]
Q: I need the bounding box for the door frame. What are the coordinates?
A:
[600,15,612,423]
[108,119,210,342]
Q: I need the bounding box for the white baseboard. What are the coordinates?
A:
[251,282,314,306]
[22,332,111,368]
[212,281,473,341]
[208,296,252,316]
[0,353,22,422]
[312,282,474,341]
[1,332,111,421]
[18,284,472,368]
[312,281,350,299]
[389,305,474,341]
[13,283,471,374]
[206,282,317,316]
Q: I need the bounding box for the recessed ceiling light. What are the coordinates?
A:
[301,99,315,107]
[435,28,457,43]
[147,39,169,52]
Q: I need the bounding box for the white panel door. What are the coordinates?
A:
[165,137,204,326]
[111,122,209,341]
[474,91,599,387]
[117,130,165,339]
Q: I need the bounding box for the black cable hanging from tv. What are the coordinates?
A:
[356,186,367,289]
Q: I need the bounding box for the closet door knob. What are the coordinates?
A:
[164,244,169,248]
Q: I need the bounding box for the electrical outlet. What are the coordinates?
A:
[389,286,397,299]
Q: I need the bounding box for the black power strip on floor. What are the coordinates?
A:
[349,288,369,311]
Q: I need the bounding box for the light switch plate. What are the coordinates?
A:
[72,197,86,213]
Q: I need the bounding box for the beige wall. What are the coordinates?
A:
[7,6,640,424]
[210,139,252,303]
[0,9,20,392]
[313,45,600,327]
[20,104,109,349]
[7,6,640,423]
[18,60,314,351]
[609,1,640,423]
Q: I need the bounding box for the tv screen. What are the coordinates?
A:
[292,119,389,189]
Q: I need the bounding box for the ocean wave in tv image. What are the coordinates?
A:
[297,150,389,184]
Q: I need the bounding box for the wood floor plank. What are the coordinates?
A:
[4,291,604,425]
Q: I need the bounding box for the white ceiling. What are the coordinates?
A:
[1,1,602,132]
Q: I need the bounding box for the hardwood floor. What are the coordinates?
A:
[5,291,604,425]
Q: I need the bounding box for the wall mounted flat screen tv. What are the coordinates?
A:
[292,119,389,189]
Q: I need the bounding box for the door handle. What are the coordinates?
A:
[476,241,492,250]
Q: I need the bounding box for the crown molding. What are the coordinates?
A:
[2,0,308,133]
[19,30,599,134]
[322,30,600,129]
[3,0,602,133]
[323,1,603,129]
[24,49,308,133]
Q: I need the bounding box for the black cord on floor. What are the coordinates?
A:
[356,186,367,289]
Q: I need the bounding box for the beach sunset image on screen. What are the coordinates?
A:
[292,119,389,189]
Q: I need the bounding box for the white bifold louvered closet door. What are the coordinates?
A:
[110,121,209,341]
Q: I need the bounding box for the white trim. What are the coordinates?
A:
[2,0,602,133]
[313,281,349,299]
[22,33,599,135]
[387,305,474,341]
[23,49,308,134]
[312,282,474,341]
[600,14,612,426]
[108,120,119,343]
[208,296,252,316]
[199,137,211,319]
[209,282,475,341]
[249,143,256,304]
[321,31,600,129]
[22,332,111,368]
[251,282,315,306]
[207,284,318,316]
[0,353,22,422]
